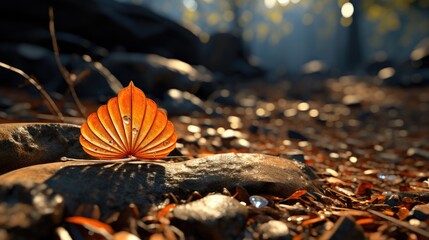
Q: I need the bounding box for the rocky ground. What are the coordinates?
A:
[0,76,428,240]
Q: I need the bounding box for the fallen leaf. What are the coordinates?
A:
[285,189,307,201]
[66,216,115,234]
[80,81,177,160]
[157,204,177,219]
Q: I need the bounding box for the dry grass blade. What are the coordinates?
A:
[0,61,64,122]
[367,209,429,238]
[82,55,124,94]
[48,6,86,117]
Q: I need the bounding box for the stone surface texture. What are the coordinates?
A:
[0,123,89,174]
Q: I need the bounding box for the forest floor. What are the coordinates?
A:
[0,76,428,239]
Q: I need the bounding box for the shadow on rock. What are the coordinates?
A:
[44,162,166,218]
[0,153,323,219]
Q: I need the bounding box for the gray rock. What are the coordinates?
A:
[320,215,366,240]
[0,153,321,218]
[172,194,247,240]
[258,220,291,240]
[0,182,64,240]
[0,123,90,174]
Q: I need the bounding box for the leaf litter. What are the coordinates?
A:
[1,76,428,239]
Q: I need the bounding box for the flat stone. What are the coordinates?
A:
[172,194,247,240]
[0,123,89,174]
[0,153,321,218]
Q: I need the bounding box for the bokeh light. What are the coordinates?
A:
[341,2,354,18]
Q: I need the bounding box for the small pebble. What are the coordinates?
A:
[287,130,309,141]
[280,149,305,163]
[385,194,400,207]
[377,173,398,181]
[258,220,291,240]
[249,195,269,208]
[342,95,361,107]
[231,138,250,149]
[407,204,429,221]
[172,194,248,240]
[379,152,401,163]
[407,148,429,160]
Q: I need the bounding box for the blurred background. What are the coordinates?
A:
[136,0,429,75]
[0,0,428,111]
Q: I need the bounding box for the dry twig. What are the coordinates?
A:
[0,61,64,121]
[368,209,429,238]
[82,55,123,94]
[48,6,86,117]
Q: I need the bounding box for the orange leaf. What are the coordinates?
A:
[356,218,374,225]
[285,189,307,201]
[157,204,177,219]
[382,209,395,217]
[258,194,284,201]
[397,207,409,220]
[302,217,326,226]
[80,82,177,160]
[293,233,303,240]
[355,182,373,195]
[66,216,114,234]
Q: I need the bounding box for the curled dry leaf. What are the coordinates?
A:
[157,203,177,220]
[355,182,373,195]
[285,189,307,201]
[397,207,409,220]
[80,82,177,159]
[65,216,115,235]
[302,217,327,226]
